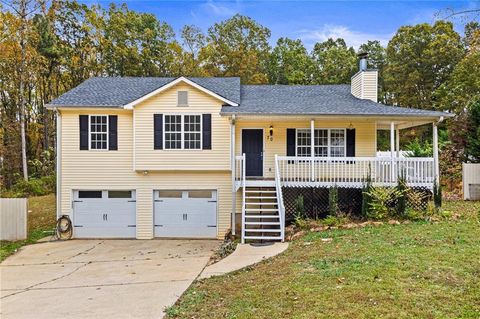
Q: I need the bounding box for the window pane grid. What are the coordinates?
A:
[184,115,201,149]
[90,116,107,150]
[164,115,201,150]
[296,129,311,157]
[296,128,345,157]
[164,115,182,149]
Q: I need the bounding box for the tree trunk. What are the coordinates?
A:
[19,0,28,181]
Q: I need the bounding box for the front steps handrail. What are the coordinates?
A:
[274,155,285,242]
[241,153,246,244]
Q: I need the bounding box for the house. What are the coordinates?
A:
[46,55,452,243]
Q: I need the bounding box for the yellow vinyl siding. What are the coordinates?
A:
[350,70,378,102]
[351,72,362,99]
[59,108,232,239]
[134,83,231,171]
[235,120,377,178]
[362,71,378,102]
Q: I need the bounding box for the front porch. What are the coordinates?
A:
[229,116,441,243]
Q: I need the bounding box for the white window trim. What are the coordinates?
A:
[162,114,203,150]
[88,115,109,151]
[295,128,346,157]
[177,90,189,107]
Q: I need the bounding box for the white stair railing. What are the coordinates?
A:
[274,155,285,242]
[240,153,246,244]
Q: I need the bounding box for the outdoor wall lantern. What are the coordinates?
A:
[269,125,274,141]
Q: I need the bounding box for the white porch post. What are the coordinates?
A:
[310,119,315,181]
[390,122,395,183]
[433,122,439,186]
[396,127,400,158]
[230,115,236,235]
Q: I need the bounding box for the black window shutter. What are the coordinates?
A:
[108,115,118,150]
[79,115,89,150]
[202,114,212,150]
[346,129,356,157]
[154,114,163,150]
[286,129,296,156]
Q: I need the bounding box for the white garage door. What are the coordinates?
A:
[73,190,136,238]
[154,190,217,238]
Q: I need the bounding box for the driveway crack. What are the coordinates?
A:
[1,241,104,300]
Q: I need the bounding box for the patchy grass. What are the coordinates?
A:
[0,194,56,262]
[167,201,480,319]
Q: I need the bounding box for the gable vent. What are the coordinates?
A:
[177,91,188,106]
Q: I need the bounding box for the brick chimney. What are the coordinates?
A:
[351,53,378,102]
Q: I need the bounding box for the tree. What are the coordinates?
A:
[311,38,357,84]
[465,100,480,162]
[436,24,480,113]
[267,37,313,84]
[180,25,206,76]
[201,14,271,84]
[383,21,464,110]
[1,0,44,181]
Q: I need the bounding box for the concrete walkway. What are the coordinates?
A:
[199,242,288,279]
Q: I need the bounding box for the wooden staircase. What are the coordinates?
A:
[242,187,283,243]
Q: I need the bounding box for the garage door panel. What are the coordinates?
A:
[154,190,217,238]
[73,190,136,238]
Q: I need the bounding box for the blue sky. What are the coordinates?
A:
[80,0,479,49]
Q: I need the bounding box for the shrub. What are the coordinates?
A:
[322,215,348,227]
[395,172,407,217]
[329,185,339,216]
[3,175,56,198]
[364,187,403,220]
[361,166,373,218]
[294,195,305,220]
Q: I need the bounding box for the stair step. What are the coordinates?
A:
[246,195,277,198]
[245,215,279,219]
[244,228,281,233]
[246,202,278,206]
[244,221,280,225]
[244,236,282,240]
[245,208,278,212]
[245,190,276,193]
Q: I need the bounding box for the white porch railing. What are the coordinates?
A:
[276,156,434,189]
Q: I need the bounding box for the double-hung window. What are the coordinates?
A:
[296,128,345,157]
[89,115,108,150]
[164,114,201,150]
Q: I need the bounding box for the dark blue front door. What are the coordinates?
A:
[242,129,263,177]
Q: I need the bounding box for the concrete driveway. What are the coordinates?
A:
[1,239,219,319]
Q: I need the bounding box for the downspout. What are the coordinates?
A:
[230,115,236,236]
[55,108,61,219]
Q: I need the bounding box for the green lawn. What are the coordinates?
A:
[167,201,480,319]
[0,194,56,262]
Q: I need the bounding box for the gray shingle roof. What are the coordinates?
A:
[48,77,451,118]
[47,77,241,107]
[221,84,451,118]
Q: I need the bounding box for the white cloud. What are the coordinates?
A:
[298,24,391,50]
[201,0,239,17]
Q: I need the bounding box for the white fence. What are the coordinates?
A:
[0,198,28,241]
[463,163,480,200]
